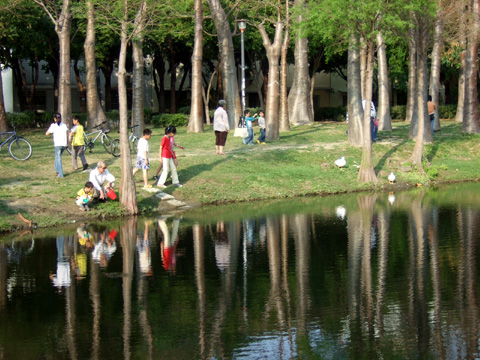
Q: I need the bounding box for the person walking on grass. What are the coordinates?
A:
[69,115,89,172]
[213,99,229,155]
[153,130,184,180]
[157,126,182,189]
[46,113,69,178]
[255,110,266,144]
[243,110,257,146]
[428,95,436,136]
[132,128,153,189]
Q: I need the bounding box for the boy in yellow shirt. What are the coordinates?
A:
[76,181,94,211]
[69,115,89,171]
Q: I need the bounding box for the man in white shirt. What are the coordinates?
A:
[362,99,377,142]
[89,161,116,200]
[46,113,69,178]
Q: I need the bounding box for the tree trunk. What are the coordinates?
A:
[132,2,147,137]
[410,22,429,174]
[56,0,72,127]
[258,22,283,141]
[118,0,138,215]
[347,34,364,147]
[462,0,480,134]
[100,59,114,112]
[279,5,290,132]
[73,59,87,113]
[188,0,204,133]
[287,0,312,126]
[376,31,392,132]
[168,40,177,114]
[85,0,107,130]
[429,13,443,132]
[0,66,7,133]
[456,52,466,123]
[357,41,378,183]
[202,69,216,125]
[206,0,238,129]
[152,50,166,113]
[406,28,417,126]
[18,57,39,111]
[359,37,367,99]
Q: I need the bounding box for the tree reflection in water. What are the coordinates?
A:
[1,185,480,358]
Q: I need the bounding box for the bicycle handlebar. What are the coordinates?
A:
[93,121,107,129]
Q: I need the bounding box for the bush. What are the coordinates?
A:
[439,105,456,119]
[314,106,346,122]
[144,108,154,124]
[6,112,33,128]
[390,105,406,120]
[152,113,189,128]
[177,106,191,115]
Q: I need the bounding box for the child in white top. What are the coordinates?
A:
[133,128,153,189]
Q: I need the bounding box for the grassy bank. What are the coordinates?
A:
[1,119,479,232]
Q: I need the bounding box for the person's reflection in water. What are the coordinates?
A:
[92,230,117,268]
[244,219,255,246]
[158,217,181,275]
[49,235,72,292]
[137,222,153,276]
[215,221,230,272]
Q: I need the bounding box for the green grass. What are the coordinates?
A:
[1,120,480,232]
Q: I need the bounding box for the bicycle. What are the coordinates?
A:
[66,121,115,156]
[0,127,32,161]
[111,124,139,157]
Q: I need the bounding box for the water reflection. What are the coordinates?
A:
[1,185,480,358]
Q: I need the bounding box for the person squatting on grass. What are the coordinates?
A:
[153,129,184,180]
[76,181,94,211]
[89,161,115,201]
[132,128,153,189]
[213,99,230,155]
[157,126,182,189]
[256,110,266,144]
[69,115,89,172]
[46,113,69,178]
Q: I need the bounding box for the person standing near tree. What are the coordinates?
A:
[213,99,230,155]
[46,113,69,178]
[69,115,89,172]
[428,95,436,136]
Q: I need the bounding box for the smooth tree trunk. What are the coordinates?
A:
[188,0,204,133]
[406,28,417,126]
[462,0,480,134]
[347,34,364,147]
[429,13,443,132]
[207,0,239,129]
[456,9,466,123]
[152,50,166,113]
[169,40,177,114]
[118,0,138,215]
[132,2,147,137]
[357,41,378,183]
[100,58,114,111]
[18,57,39,111]
[376,31,392,131]
[85,0,107,130]
[279,6,290,132]
[201,69,216,125]
[410,22,429,174]
[287,0,312,126]
[0,66,6,133]
[73,60,87,113]
[359,37,367,99]
[258,21,284,141]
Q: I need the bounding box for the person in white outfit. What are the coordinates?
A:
[89,161,116,200]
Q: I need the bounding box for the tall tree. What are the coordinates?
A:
[405,28,417,125]
[84,0,107,130]
[0,64,6,133]
[429,4,444,132]
[188,0,204,133]
[288,0,313,126]
[376,30,392,131]
[347,35,364,147]
[279,1,290,132]
[35,0,73,127]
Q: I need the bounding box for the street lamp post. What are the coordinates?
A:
[234,20,247,137]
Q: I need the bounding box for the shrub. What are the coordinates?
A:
[36,111,54,128]
[314,106,346,122]
[152,113,189,128]
[439,105,456,119]
[6,112,33,128]
[144,108,154,124]
[177,106,191,115]
[390,105,406,120]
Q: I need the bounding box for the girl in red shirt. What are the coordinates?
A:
[157,126,182,188]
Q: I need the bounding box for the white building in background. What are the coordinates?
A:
[3,59,347,116]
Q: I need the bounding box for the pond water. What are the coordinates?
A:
[1,183,480,359]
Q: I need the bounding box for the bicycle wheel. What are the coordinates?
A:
[102,134,113,154]
[8,137,32,161]
[111,139,121,157]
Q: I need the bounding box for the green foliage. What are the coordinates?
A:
[144,108,154,124]
[315,107,347,122]
[177,106,191,115]
[6,112,33,128]
[105,110,120,122]
[152,113,189,128]
[439,105,456,120]
[390,106,406,120]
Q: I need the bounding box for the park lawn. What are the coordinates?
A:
[1,119,479,232]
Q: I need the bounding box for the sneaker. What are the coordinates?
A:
[260,142,266,145]
[85,205,90,211]
[256,140,260,144]
[157,184,167,189]
[243,139,247,145]
[153,175,159,181]
[174,183,183,188]
[248,143,254,146]
[143,184,153,189]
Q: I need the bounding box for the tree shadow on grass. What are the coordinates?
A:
[279,124,330,141]
[178,157,229,183]
[374,138,409,174]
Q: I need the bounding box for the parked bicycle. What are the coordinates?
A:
[111,124,139,157]
[66,121,115,156]
[0,127,32,161]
